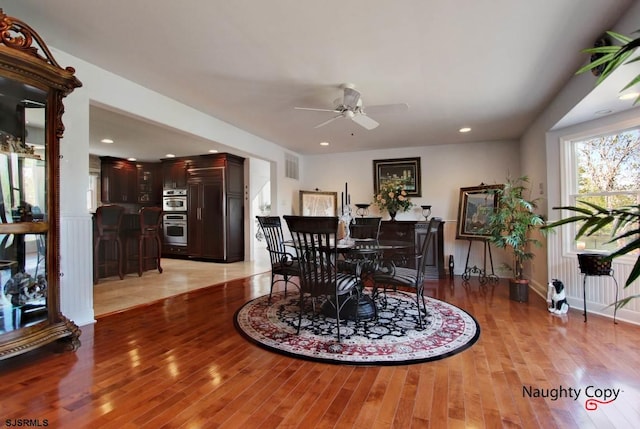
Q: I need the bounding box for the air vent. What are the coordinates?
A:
[285,153,299,180]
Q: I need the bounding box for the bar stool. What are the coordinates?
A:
[94,204,125,284]
[130,207,163,276]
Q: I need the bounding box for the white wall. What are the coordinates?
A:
[49,48,301,326]
[302,140,520,275]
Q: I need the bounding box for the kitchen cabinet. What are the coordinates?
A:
[187,153,244,262]
[0,9,82,359]
[100,157,137,203]
[101,158,161,204]
[162,159,188,190]
[136,162,161,204]
[188,173,224,259]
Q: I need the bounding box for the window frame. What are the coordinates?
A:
[559,117,640,264]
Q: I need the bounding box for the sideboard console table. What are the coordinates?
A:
[378,219,446,279]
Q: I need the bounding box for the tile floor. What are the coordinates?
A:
[93,253,272,317]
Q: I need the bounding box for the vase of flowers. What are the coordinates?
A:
[373,180,414,220]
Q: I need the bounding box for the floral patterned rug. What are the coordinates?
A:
[234,290,480,365]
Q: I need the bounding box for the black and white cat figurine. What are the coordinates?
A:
[547,279,569,315]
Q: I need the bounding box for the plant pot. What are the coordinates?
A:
[509,278,529,302]
[577,253,612,276]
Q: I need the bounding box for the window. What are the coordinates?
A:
[565,126,640,254]
[87,173,99,212]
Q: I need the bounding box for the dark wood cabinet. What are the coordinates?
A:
[188,172,225,259]
[186,154,244,262]
[100,157,137,203]
[0,10,81,359]
[415,219,446,279]
[101,158,161,204]
[136,162,161,204]
[379,219,445,279]
[162,159,188,190]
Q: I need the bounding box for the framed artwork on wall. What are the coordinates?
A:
[299,190,338,216]
[456,184,503,240]
[373,157,421,197]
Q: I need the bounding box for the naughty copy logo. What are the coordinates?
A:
[522,385,622,410]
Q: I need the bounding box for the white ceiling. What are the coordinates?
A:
[7,0,639,161]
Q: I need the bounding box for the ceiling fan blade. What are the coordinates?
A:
[314,114,343,128]
[352,113,379,130]
[342,87,361,109]
[364,103,409,115]
[294,106,339,113]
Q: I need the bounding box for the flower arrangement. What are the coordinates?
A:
[373,180,413,216]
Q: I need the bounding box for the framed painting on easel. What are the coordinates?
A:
[455,184,503,240]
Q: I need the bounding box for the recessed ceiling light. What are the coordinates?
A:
[595,109,613,115]
[208,149,218,153]
[127,157,136,162]
[101,138,114,144]
[459,127,471,133]
[165,153,175,158]
[320,141,330,146]
[618,92,639,100]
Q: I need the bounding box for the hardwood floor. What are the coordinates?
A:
[1,270,640,428]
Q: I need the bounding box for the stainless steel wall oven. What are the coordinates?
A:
[162,189,187,212]
[163,213,187,246]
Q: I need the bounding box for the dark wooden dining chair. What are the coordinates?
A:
[256,216,300,303]
[341,216,382,282]
[283,215,360,342]
[371,217,439,329]
[350,216,382,240]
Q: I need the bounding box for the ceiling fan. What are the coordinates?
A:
[294,83,409,130]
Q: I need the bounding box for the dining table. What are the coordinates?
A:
[284,238,413,321]
[336,239,414,320]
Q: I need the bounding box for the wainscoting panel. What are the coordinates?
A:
[59,215,95,326]
[547,232,640,325]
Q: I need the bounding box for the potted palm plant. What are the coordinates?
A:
[486,175,544,302]
[577,29,640,103]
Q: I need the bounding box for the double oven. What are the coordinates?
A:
[162,189,187,247]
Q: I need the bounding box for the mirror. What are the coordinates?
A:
[0,77,48,334]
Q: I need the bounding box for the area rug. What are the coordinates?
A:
[234,290,480,365]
